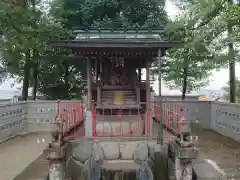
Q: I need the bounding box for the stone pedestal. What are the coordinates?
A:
[49,162,65,180]
[45,141,65,180]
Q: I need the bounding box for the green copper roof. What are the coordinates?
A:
[74,28,164,40]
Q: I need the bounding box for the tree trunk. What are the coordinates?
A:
[32,60,38,100]
[228,0,236,103]
[32,0,37,100]
[64,62,70,99]
[182,67,188,100]
[22,51,31,100]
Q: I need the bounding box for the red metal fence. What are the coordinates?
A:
[55,100,85,138]
[153,97,186,136]
[55,97,187,140]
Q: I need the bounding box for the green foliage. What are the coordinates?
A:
[0,0,170,100]
[3,0,239,100]
[161,0,240,99]
[0,0,82,100]
[161,19,213,96]
[161,50,212,93]
[37,56,87,100]
[50,0,168,29]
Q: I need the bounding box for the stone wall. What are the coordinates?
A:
[211,102,240,142]
[0,100,84,143]
[0,102,27,143]
[154,99,240,143]
[156,95,200,101]
[0,99,239,143]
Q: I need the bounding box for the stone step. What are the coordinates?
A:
[102,91,134,93]
[96,115,142,122]
[102,99,136,102]
[102,94,135,97]
[101,90,137,106]
[102,97,136,100]
[102,93,135,96]
[102,93,134,95]
[96,104,142,109]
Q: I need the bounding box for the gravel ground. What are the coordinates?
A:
[191,126,240,179]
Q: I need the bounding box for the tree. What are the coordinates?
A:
[37,55,87,100]
[222,78,240,102]
[0,0,34,99]
[0,0,80,100]
[160,17,213,99]
[161,0,240,100]
[50,0,168,29]
[168,0,240,101]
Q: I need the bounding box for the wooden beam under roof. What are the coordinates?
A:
[71,48,159,58]
[52,39,180,49]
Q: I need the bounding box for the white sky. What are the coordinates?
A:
[0,0,239,96]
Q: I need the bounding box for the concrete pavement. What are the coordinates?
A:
[0,133,51,180]
[0,122,239,180]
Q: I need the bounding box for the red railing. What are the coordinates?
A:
[58,97,186,140]
[56,100,85,137]
[153,97,186,136]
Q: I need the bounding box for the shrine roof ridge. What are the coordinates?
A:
[73,27,167,40]
[52,27,182,50]
[72,27,165,34]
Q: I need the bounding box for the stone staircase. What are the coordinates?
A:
[101,90,136,105]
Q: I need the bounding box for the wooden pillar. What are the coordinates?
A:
[146,59,150,101]
[95,58,98,82]
[136,85,140,105]
[100,59,103,78]
[138,68,141,82]
[87,58,92,110]
[96,59,101,104]
[136,68,141,105]
[157,49,164,144]
[86,58,93,136]
[145,59,152,136]
[100,60,104,84]
[158,49,162,96]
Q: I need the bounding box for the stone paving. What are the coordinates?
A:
[0,133,51,180]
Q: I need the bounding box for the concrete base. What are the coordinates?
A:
[85,111,93,137]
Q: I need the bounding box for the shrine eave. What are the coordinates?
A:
[52,39,181,49]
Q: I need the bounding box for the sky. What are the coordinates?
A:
[0,0,239,97]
